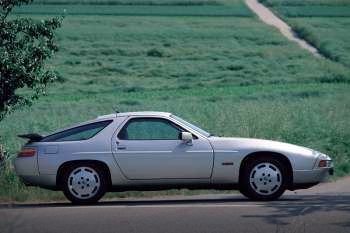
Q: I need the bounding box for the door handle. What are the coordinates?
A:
[117,145,127,150]
[116,141,126,150]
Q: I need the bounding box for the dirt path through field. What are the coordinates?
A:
[245,0,321,57]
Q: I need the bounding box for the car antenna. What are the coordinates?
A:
[114,106,120,114]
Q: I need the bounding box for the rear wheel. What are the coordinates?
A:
[240,157,287,201]
[61,163,107,205]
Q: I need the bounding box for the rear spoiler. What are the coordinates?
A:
[18,134,43,143]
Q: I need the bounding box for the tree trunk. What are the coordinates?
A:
[0,144,4,162]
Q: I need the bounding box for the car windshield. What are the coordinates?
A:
[171,115,211,137]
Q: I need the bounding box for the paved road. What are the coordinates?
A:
[1,193,350,233]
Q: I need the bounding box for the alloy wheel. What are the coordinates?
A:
[249,162,282,196]
[67,166,101,199]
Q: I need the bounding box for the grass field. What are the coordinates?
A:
[274,6,350,17]
[14,4,252,16]
[260,0,350,6]
[0,0,350,202]
[32,0,224,5]
[260,0,350,68]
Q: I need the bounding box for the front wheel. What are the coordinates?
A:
[62,163,107,205]
[240,157,287,201]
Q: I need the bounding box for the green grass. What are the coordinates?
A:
[33,0,224,5]
[260,0,350,7]
[289,18,350,67]
[260,0,350,68]
[1,3,350,202]
[274,6,350,17]
[14,4,252,16]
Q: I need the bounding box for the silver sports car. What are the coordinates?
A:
[15,111,333,204]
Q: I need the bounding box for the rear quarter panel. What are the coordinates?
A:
[36,117,127,186]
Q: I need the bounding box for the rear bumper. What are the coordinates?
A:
[15,156,58,190]
[14,156,39,176]
[17,174,58,190]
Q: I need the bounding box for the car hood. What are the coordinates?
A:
[208,136,316,158]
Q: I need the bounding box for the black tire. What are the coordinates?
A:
[240,157,287,201]
[61,162,107,205]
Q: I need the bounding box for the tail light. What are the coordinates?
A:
[17,148,36,157]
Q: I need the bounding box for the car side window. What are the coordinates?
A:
[41,120,112,142]
[118,118,183,140]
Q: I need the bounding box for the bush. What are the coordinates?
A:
[146,48,164,57]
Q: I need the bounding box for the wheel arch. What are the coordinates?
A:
[239,151,293,189]
[56,160,112,190]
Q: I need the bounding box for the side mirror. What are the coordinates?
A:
[181,132,193,145]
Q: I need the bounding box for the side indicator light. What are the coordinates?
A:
[319,160,332,168]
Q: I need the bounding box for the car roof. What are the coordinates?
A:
[97,111,171,120]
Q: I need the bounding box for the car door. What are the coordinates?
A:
[112,117,214,180]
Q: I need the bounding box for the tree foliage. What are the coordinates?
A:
[0,0,62,121]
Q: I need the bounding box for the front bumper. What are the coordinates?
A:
[295,151,334,183]
[293,167,333,185]
[329,167,334,176]
[290,167,333,190]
